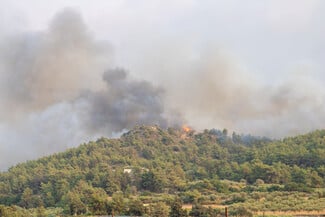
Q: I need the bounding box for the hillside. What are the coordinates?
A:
[0,126,324,216]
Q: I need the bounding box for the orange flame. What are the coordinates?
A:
[182,125,191,133]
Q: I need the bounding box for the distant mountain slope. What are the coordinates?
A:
[0,126,324,210]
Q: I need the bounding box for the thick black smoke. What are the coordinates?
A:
[77,68,168,134]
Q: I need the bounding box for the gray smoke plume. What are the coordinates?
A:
[162,48,325,138]
[76,68,168,134]
[0,8,111,118]
[1,7,325,170]
[0,9,172,170]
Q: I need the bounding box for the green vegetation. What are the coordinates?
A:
[0,126,324,216]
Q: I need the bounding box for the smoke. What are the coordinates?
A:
[1,8,325,170]
[0,9,172,170]
[0,9,111,117]
[164,49,325,138]
[76,68,168,134]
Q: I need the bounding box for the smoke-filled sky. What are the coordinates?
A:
[1,0,325,170]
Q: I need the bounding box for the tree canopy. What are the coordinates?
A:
[0,125,324,216]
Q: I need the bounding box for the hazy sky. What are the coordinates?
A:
[1,0,325,170]
[2,1,324,77]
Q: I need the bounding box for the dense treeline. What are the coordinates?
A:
[0,126,324,216]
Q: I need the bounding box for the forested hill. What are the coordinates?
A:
[0,125,324,210]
